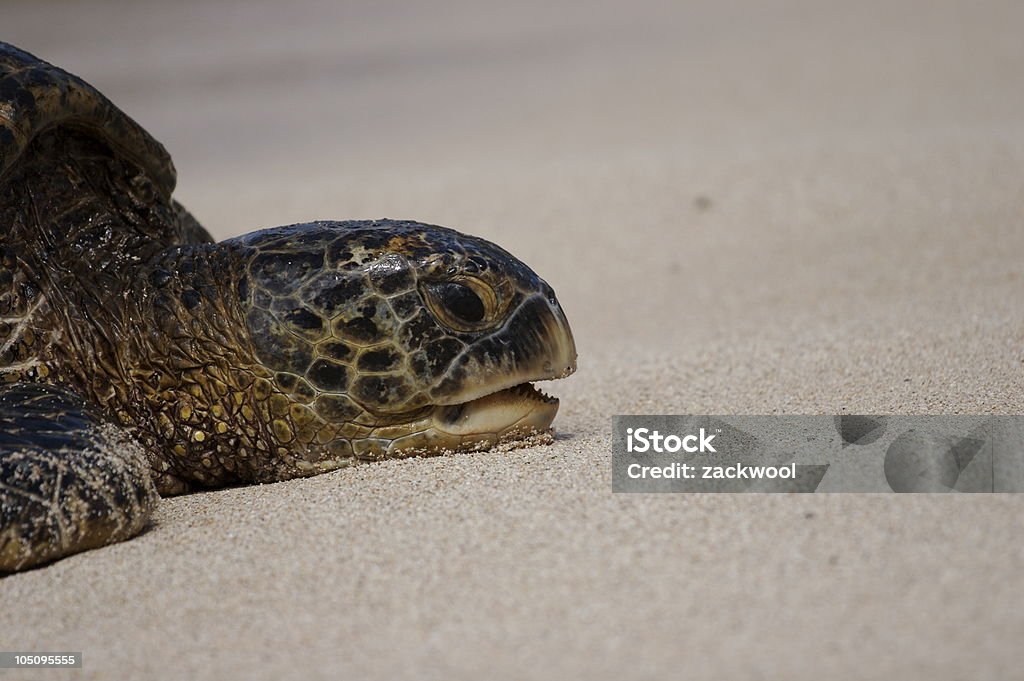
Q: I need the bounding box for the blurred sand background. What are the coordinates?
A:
[3,0,1024,678]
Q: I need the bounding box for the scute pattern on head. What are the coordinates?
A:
[230,219,561,421]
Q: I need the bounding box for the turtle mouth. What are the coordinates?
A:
[364,380,564,458]
[422,298,575,443]
[433,381,560,437]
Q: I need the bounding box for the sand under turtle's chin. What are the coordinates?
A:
[390,422,558,459]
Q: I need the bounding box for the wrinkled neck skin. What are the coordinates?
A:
[110,244,356,493]
[18,241,327,493]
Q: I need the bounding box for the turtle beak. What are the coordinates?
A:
[542,297,577,379]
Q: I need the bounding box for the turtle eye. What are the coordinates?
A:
[423,278,496,331]
[438,283,484,322]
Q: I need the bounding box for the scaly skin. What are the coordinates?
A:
[0,42,576,572]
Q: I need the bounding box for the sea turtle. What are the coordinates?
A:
[0,42,576,573]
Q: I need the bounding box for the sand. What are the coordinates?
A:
[3,0,1024,678]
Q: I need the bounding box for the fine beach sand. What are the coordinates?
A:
[3,1,1024,678]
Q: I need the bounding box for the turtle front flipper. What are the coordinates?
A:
[0,383,157,573]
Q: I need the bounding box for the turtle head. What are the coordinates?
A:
[229,220,576,462]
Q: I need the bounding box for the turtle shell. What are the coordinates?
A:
[0,42,176,197]
[0,41,211,388]
[0,42,211,286]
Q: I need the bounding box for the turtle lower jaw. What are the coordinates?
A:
[336,383,561,460]
[433,382,560,439]
[355,382,562,458]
